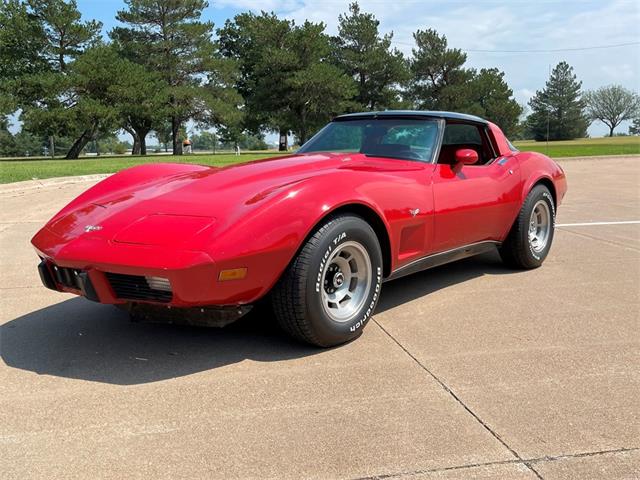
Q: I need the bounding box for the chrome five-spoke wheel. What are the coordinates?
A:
[321,241,372,322]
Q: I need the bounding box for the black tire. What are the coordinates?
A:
[500,184,555,269]
[272,214,383,347]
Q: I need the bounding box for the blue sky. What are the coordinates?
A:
[63,0,640,138]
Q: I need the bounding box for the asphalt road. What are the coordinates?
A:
[1,156,638,479]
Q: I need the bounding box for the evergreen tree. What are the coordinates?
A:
[10,0,103,158]
[464,68,522,137]
[409,29,471,110]
[28,0,102,72]
[527,61,589,141]
[334,2,407,110]
[219,14,354,149]
[0,0,49,115]
[112,0,241,155]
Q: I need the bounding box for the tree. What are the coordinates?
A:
[21,45,131,158]
[284,22,355,144]
[584,85,640,137]
[112,0,240,155]
[6,0,102,157]
[629,116,640,136]
[527,61,589,141]
[409,29,472,110]
[110,59,169,155]
[334,2,407,110]
[28,0,102,72]
[219,14,353,148]
[0,0,49,116]
[464,68,522,137]
[219,12,295,149]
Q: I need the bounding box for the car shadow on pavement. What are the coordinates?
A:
[1,251,516,385]
[376,250,514,314]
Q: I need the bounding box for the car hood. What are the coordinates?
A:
[42,152,424,249]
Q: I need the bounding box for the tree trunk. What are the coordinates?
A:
[124,126,141,155]
[49,136,55,158]
[132,137,141,155]
[65,124,97,159]
[609,125,615,137]
[278,128,288,151]
[139,131,148,155]
[171,116,182,155]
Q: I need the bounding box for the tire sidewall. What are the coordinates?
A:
[304,217,383,345]
[524,186,555,265]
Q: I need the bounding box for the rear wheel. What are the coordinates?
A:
[272,215,383,347]
[500,184,555,269]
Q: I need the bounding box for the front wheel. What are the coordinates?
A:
[272,215,383,347]
[500,184,555,269]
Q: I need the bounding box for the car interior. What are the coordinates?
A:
[437,122,496,166]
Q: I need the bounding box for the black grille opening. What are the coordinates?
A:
[51,265,83,290]
[105,272,172,303]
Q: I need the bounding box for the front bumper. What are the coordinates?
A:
[32,227,270,307]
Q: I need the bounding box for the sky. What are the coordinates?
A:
[24,0,640,139]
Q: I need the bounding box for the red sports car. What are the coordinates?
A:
[33,111,567,346]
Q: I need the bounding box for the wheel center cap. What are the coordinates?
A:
[333,272,344,288]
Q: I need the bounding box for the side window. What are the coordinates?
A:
[437,123,496,165]
[442,124,482,146]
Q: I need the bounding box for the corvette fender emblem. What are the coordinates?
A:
[84,225,103,232]
[409,209,420,217]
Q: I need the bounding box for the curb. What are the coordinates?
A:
[0,173,111,195]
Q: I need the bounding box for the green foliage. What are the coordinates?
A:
[630,116,640,136]
[28,0,102,71]
[463,68,523,137]
[112,0,241,154]
[219,13,354,145]
[333,2,408,111]
[527,61,589,141]
[584,85,640,137]
[21,45,131,158]
[407,30,521,136]
[409,28,471,110]
[0,0,49,115]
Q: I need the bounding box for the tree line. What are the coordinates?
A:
[1,0,638,159]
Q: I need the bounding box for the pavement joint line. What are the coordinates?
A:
[349,446,640,480]
[556,220,640,227]
[557,227,640,252]
[0,221,42,224]
[371,318,544,480]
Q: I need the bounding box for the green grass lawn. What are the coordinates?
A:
[1,136,639,184]
[0,152,280,184]
[513,136,640,158]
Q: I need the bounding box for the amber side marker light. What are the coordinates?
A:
[218,268,248,281]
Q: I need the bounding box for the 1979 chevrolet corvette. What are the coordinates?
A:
[33,111,567,346]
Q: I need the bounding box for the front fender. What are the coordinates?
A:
[203,169,411,302]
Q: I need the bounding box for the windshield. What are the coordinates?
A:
[298,118,440,162]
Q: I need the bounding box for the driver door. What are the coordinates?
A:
[431,122,522,252]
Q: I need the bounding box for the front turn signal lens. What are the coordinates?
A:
[218,268,248,281]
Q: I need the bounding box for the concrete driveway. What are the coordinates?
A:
[1,157,638,479]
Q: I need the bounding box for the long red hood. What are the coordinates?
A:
[37,152,422,251]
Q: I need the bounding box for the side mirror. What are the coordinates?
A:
[455,148,478,165]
